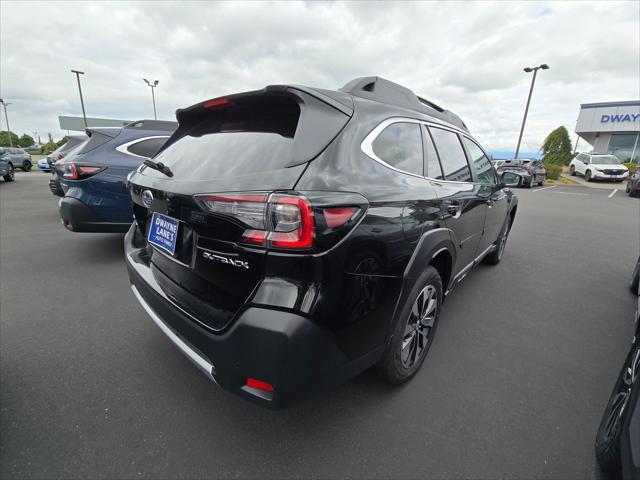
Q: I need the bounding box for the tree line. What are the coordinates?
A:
[0,131,68,153]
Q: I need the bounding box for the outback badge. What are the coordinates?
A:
[202,251,249,269]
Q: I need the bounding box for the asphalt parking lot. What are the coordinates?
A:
[1,172,639,479]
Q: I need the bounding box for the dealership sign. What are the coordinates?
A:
[601,113,640,123]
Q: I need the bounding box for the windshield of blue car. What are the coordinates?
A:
[591,155,622,165]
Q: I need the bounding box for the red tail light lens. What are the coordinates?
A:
[267,194,314,249]
[245,377,274,392]
[195,192,315,250]
[194,192,362,251]
[195,193,268,229]
[62,162,105,180]
[323,207,358,229]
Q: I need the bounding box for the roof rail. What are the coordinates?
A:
[339,76,468,131]
[123,119,178,131]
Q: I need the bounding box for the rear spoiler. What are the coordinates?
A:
[158,85,354,168]
[77,127,121,155]
[84,127,121,139]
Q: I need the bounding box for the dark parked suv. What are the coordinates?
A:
[125,77,518,407]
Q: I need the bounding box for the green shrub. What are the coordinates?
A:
[623,161,638,173]
[544,162,562,180]
[41,141,58,155]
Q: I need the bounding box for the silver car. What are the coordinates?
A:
[0,147,32,171]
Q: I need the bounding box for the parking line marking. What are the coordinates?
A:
[551,191,589,196]
[533,185,557,192]
[608,190,617,198]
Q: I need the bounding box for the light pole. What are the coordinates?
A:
[71,69,88,129]
[0,99,13,146]
[514,63,549,159]
[143,78,159,120]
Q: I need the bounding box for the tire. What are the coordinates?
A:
[378,266,442,384]
[538,175,545,186]
[595,344,639,475]
[585,170,592,182]
[3,164,15,182]
[22,160,32,172]
[484,215,513,265]
[527,177,535,188]
[570,165,576,176]
[630,259,640,294]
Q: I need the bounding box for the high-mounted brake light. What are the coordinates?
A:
[203,98,234,109]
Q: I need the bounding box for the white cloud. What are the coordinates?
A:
[0,0,638,153]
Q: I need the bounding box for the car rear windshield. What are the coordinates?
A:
[151,95,300,180]
[592,155,621,165]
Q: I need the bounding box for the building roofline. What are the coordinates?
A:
[580,100,640,109]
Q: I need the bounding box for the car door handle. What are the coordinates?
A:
[442,200,461,218]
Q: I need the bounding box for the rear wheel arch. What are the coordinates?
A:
[429,249,452,295]
[509,205,517,226]
[385,228,455,340]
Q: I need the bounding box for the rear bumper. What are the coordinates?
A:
[59,196,131,233]
[124,223,373,408]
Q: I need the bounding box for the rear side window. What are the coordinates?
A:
[371,122,423,176]
[424,128,443,179]
[462,137,496,185]
[429,127,472,182]
[127,137,167,158]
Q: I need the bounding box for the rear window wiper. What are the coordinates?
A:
[143,159,173,178]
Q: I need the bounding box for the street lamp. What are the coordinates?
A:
[0,99,13,146]
[70,69,88,129]
[143,78,159,120]
[514,63,549,159]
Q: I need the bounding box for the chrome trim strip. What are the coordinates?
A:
[131,284,217,382]
[474,244,495,263]
[115,135,170,159]
[453,261,474,283]
[360,116,495,186]
[150,244,191,268]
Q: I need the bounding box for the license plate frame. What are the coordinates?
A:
[147,212,180,256]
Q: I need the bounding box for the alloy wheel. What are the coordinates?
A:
[602,391,629,443]
[401,285,437,368]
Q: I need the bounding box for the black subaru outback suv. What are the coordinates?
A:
[125,76,518,407]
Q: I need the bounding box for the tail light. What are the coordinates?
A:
[194,192,360,251]
[62,162,105,180]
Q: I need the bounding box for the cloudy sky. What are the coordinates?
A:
[1,1,638,154]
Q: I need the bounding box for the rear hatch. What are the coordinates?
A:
[55,129,119,192]
[129,86,353,331]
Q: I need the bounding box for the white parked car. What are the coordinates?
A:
[569,153,629,182]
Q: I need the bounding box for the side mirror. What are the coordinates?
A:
[500,171,523,187]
